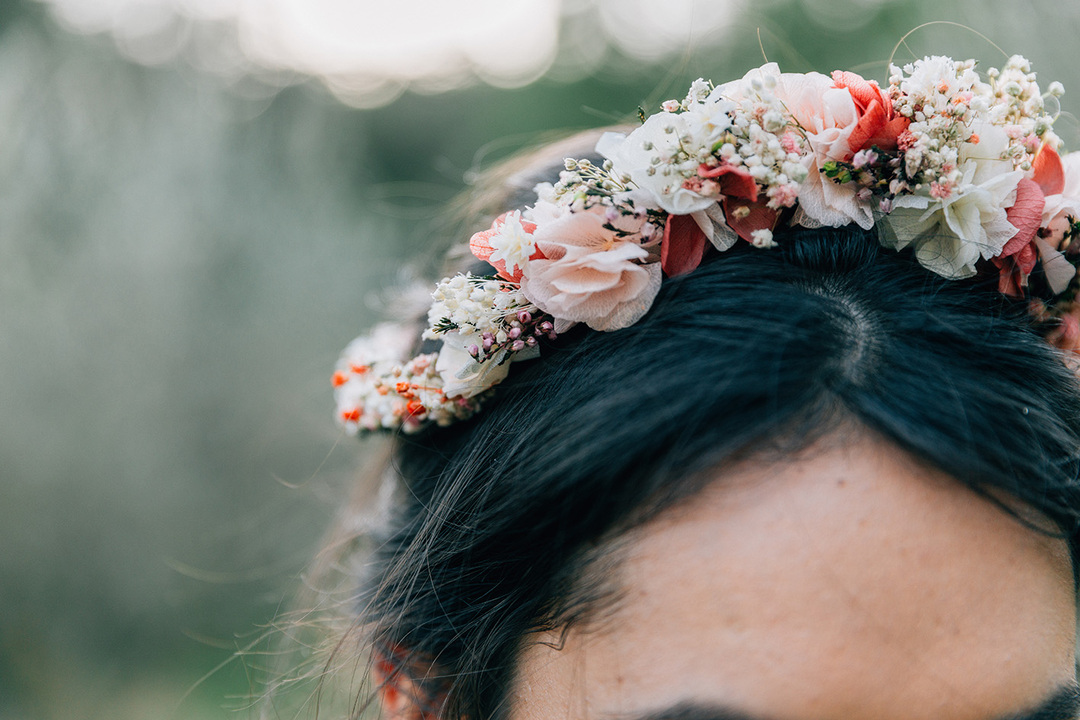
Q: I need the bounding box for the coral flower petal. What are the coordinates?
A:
[469,227,497,264]
[1033,145,1066,197]
[831,70,882,112]
[1003,178,1047,257]
[845,100,887,156]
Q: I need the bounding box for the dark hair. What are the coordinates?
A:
[360,224,1080,720]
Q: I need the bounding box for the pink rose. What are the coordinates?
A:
[521,211,662,331]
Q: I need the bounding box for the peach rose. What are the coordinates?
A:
[521,211,662,331]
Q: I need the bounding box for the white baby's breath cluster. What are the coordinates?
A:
[547,161,665,246]
[693,75,810,210]
[886,55,1063,197]
[887,56,987,196]
[986,55,1062,170]
[550,157,631,212]
[424,273,535,341]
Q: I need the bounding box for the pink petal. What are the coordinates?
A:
[552,267,621,294]
[1002,178,1046,258]
[994,179,1046,297]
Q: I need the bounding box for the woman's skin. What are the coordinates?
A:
[511,428,1078,720]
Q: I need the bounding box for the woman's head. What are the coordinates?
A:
[362,226,1080,720]
[515,433,1077,720]
[320,57,1080,720]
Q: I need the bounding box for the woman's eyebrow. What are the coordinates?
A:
[1007,684,1080,720]
[623,706,761,720]
[625,684,1080,720]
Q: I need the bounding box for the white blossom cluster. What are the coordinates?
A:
[694,75,810,210]
[986,55,1062,170]
[887,55,1062,197]
[424,273,534,341]
[888,56,987,195]
[596,73,809,218]
[486,210,537,278]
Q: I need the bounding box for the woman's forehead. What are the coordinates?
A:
[512,433,1076,720]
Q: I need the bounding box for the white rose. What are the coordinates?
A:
[596,114,716,216]
[880,168,1023,279]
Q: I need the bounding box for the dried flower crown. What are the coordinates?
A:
[334,55,1080,434]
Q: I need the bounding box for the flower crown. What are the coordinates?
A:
[334,55,1080,435]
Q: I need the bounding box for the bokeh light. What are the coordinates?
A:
[39,0,748,106]
[6,1,1080,718]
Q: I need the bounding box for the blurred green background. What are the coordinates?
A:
[3,0,1079,718]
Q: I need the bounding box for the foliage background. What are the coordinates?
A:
[3,0,1079,718]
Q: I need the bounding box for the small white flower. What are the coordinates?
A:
[750,229,777,248]
[488,210,537,278]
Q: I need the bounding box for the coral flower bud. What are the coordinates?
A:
[517,310,532,324]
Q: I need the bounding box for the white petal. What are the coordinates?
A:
[914,231,979,279]
[595,131,628,162]
[1036,237,1078,294]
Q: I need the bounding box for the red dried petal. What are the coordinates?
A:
[698,163,758,202]
[721,197,780,244]
[661,213,709,277]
